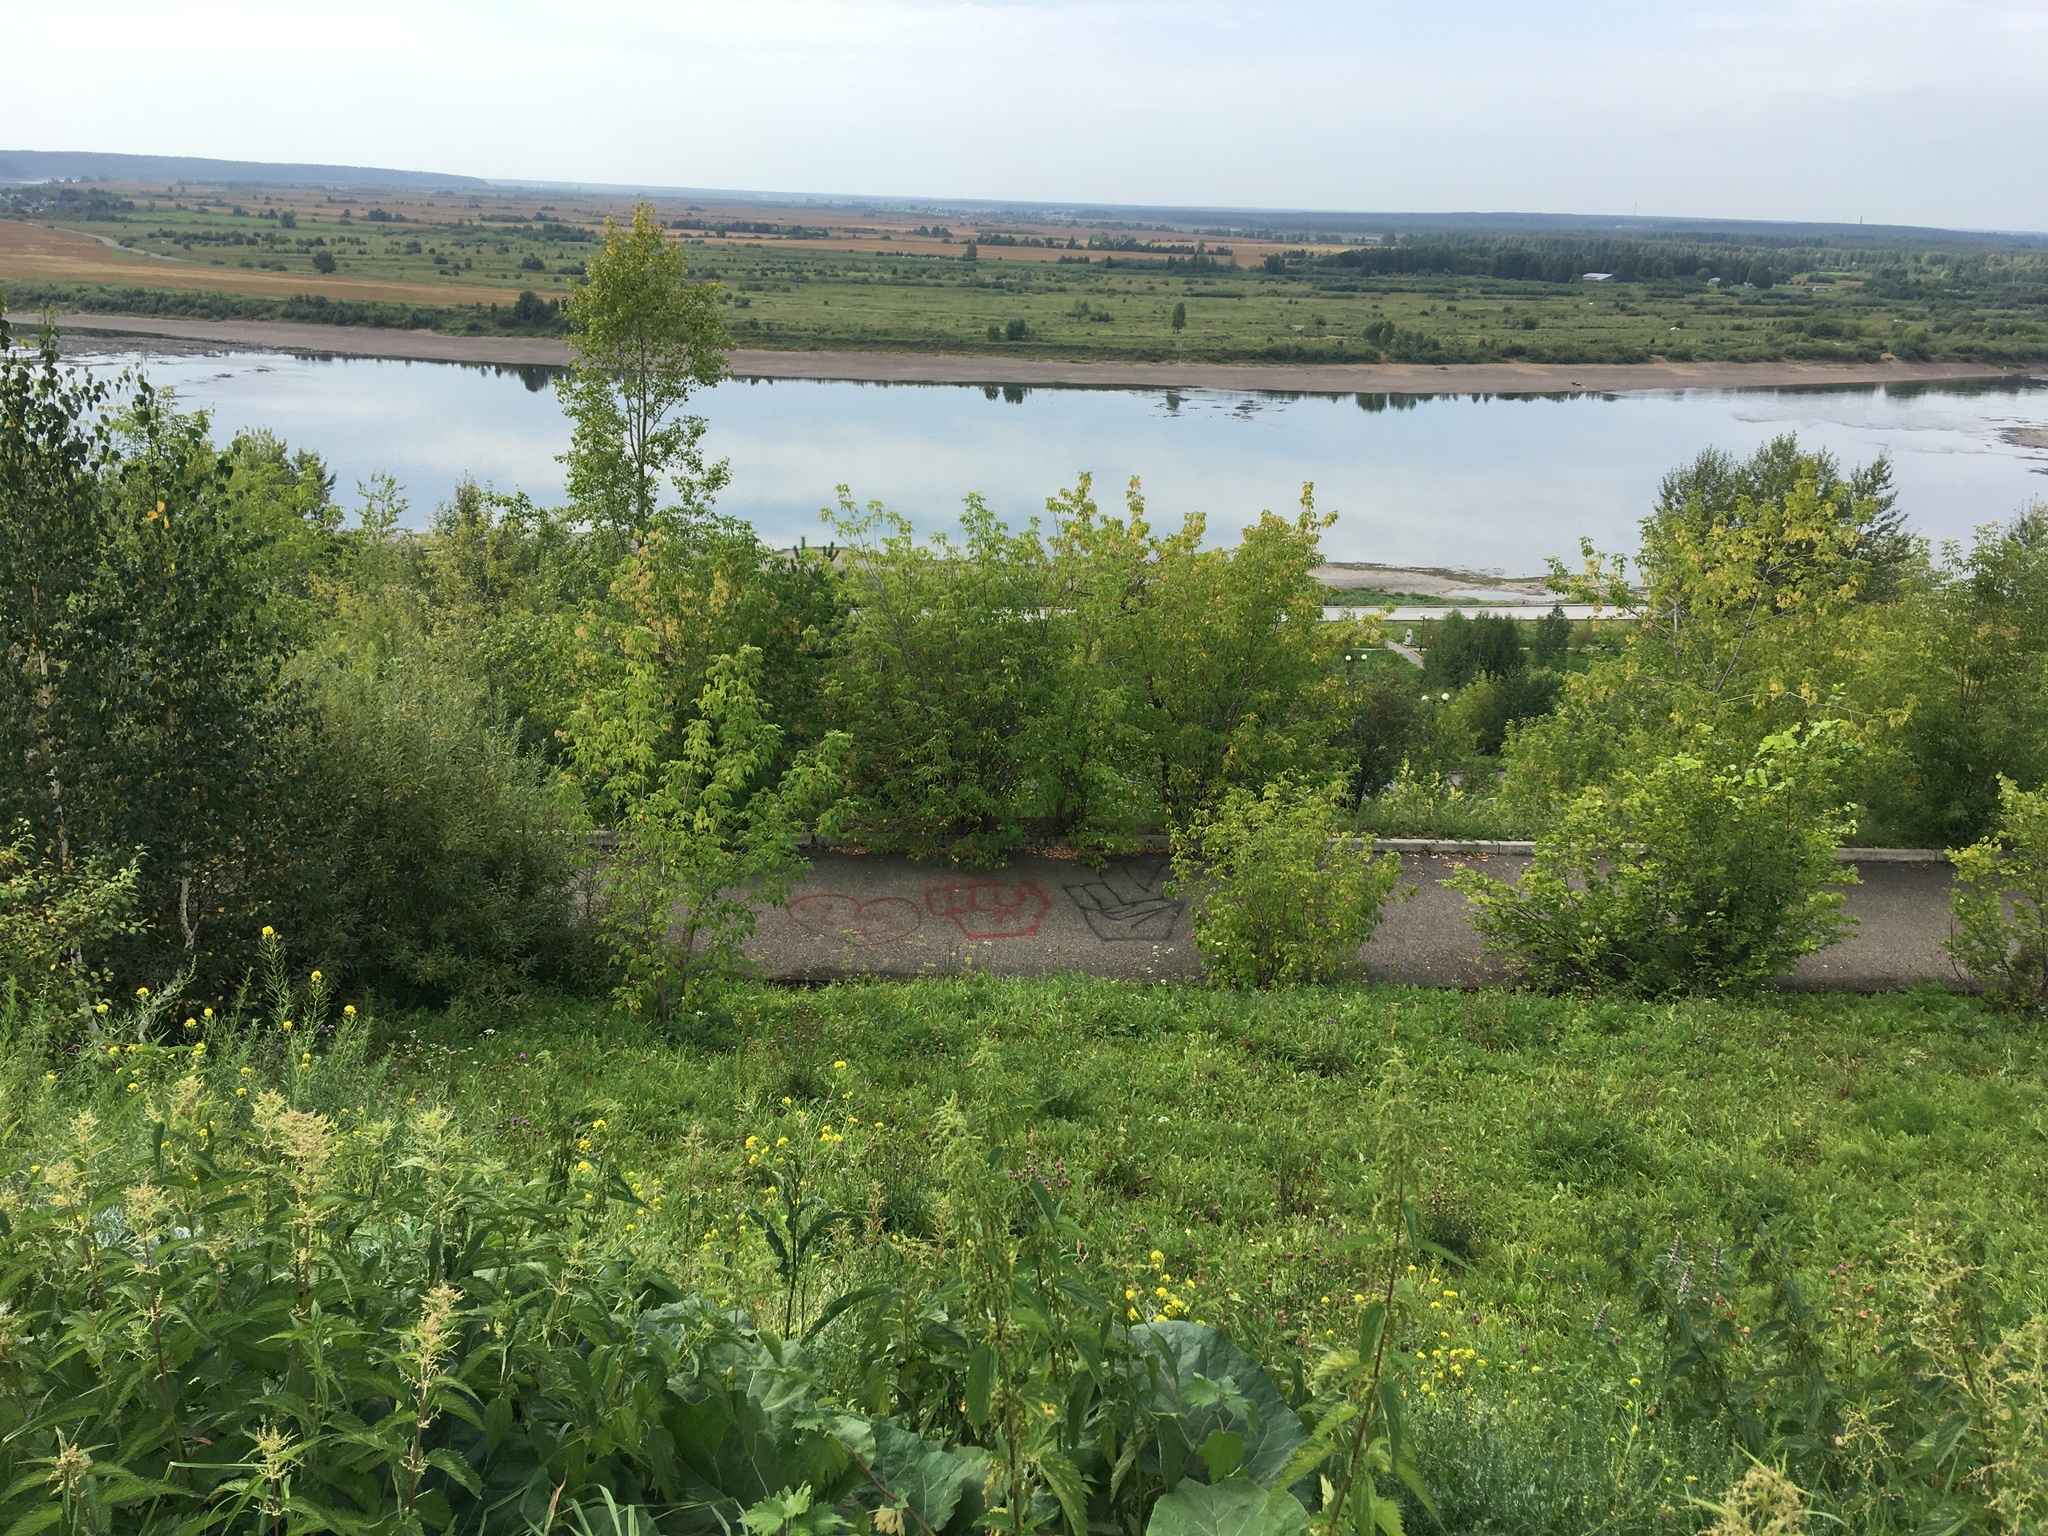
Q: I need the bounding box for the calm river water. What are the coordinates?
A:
[61,342,2048,572]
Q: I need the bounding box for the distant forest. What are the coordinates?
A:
[1295,234,2048,302]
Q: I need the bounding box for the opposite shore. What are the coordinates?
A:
[9,310,2037,395]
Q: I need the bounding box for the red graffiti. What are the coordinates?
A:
[786,894,922,946]
[924,880,1050,939]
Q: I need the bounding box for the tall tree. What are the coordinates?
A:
[556,203,733,534]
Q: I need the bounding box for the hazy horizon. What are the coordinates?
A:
[5,2,2043,234]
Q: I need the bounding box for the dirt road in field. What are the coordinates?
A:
[743,849,1959,991]
[9,311,2029,395]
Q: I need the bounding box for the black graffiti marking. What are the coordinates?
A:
[1064,860,1184,943]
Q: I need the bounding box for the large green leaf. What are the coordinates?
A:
[1145,1478,1310,1536]
[863,1419,988,1534]
[1131,1323,1308,1490]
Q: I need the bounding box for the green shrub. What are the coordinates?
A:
[1453,728,1856,996]
[1946,776,2048,1010]
[590,647,848,1017]
[0,826,140,1013]
[306,652,589,1003]
[1171,779,1403,986]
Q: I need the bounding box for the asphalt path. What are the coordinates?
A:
[744,850,1960,991]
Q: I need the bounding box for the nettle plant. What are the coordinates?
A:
[0,970,1449,1536]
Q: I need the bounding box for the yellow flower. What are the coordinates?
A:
[236,1087,248,1097]
[184,1018,197,1031]
[310,970,322,982]
[343,1004,355,1017]
[281,1020,293,1032]
[832,1060,847,1070]
[1150,1249,1165,1264]
[261,926,275,938]
[592,1119,607,1130]
[136,987,150,998]
[203,1007,213,1018]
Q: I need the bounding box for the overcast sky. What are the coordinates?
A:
[9,0,2044,231]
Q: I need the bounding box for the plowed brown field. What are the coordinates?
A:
[0,221,514,308]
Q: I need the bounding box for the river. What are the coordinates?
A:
[57,341,2048,572]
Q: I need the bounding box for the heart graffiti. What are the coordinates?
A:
[785,893,923,947]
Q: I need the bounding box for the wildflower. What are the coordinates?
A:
[262,926,275,938]
[593,1119,607,1130]
[236,1087,248,1097]
[136,987,150,998]
[310,970,322,982]
[95,1002,108,1014]
[1150,1249,1165,1264]
[281,1020,293,1032]
[184,1018,197,1031]
[1629,1377,1642,1387]
[343,1004,355,1017]
[204,1007,213,1018]
[832,1060,847,1070]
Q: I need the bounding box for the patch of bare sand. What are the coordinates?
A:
[7,310,2034,397]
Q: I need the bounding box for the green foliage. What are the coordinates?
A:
[1171,780,1404,987]
[1456,728,1857,995]
[0,329,312,977]
[824,494,1066,863]
[574,512,840,823]
[1049,477,1344,830]
[589,647,847,1017]
[1865,507,2048,846]
[1421,611,1524,691]
[1946,776,2048,1010]
[0,825,140,1013]
[299,650,588,1004]
[822,478,1342,860]
[558,202,733,531]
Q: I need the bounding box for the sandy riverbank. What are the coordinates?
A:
[8,311,2034,395]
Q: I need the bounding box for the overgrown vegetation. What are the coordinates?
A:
[9,182,2048,362]
[9,201,2048,1534]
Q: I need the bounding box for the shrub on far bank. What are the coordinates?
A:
[1452,727,1857,996]
[1947,776,2048,1010]
[1171,778,1404,986]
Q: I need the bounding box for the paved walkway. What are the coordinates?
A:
[745,850,1961,991]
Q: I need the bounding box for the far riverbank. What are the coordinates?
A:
[8,311,2034,395]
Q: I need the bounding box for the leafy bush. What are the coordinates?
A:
[1171,779,1403,986]
[1422,610,1525,690]
[1,334,311,978]
[1454,728,1856,995]
[589,647,847,1017]
[302,651,590,1003]
[0,826,140,1013]
[1946,776,2048,1010]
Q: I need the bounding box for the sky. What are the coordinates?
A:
[8,0,2046,232]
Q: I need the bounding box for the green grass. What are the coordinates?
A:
[25,199,2048,364]
[391,979,2043,1516]
[15,974,2047,1529]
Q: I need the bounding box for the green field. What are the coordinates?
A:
[14,975,2044,1533]
[9,182,2047,363]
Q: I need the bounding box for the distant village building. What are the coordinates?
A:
[1582,272,1615,282]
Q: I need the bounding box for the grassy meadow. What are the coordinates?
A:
[23,971,2045,1532]
[7,181,2047,364]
